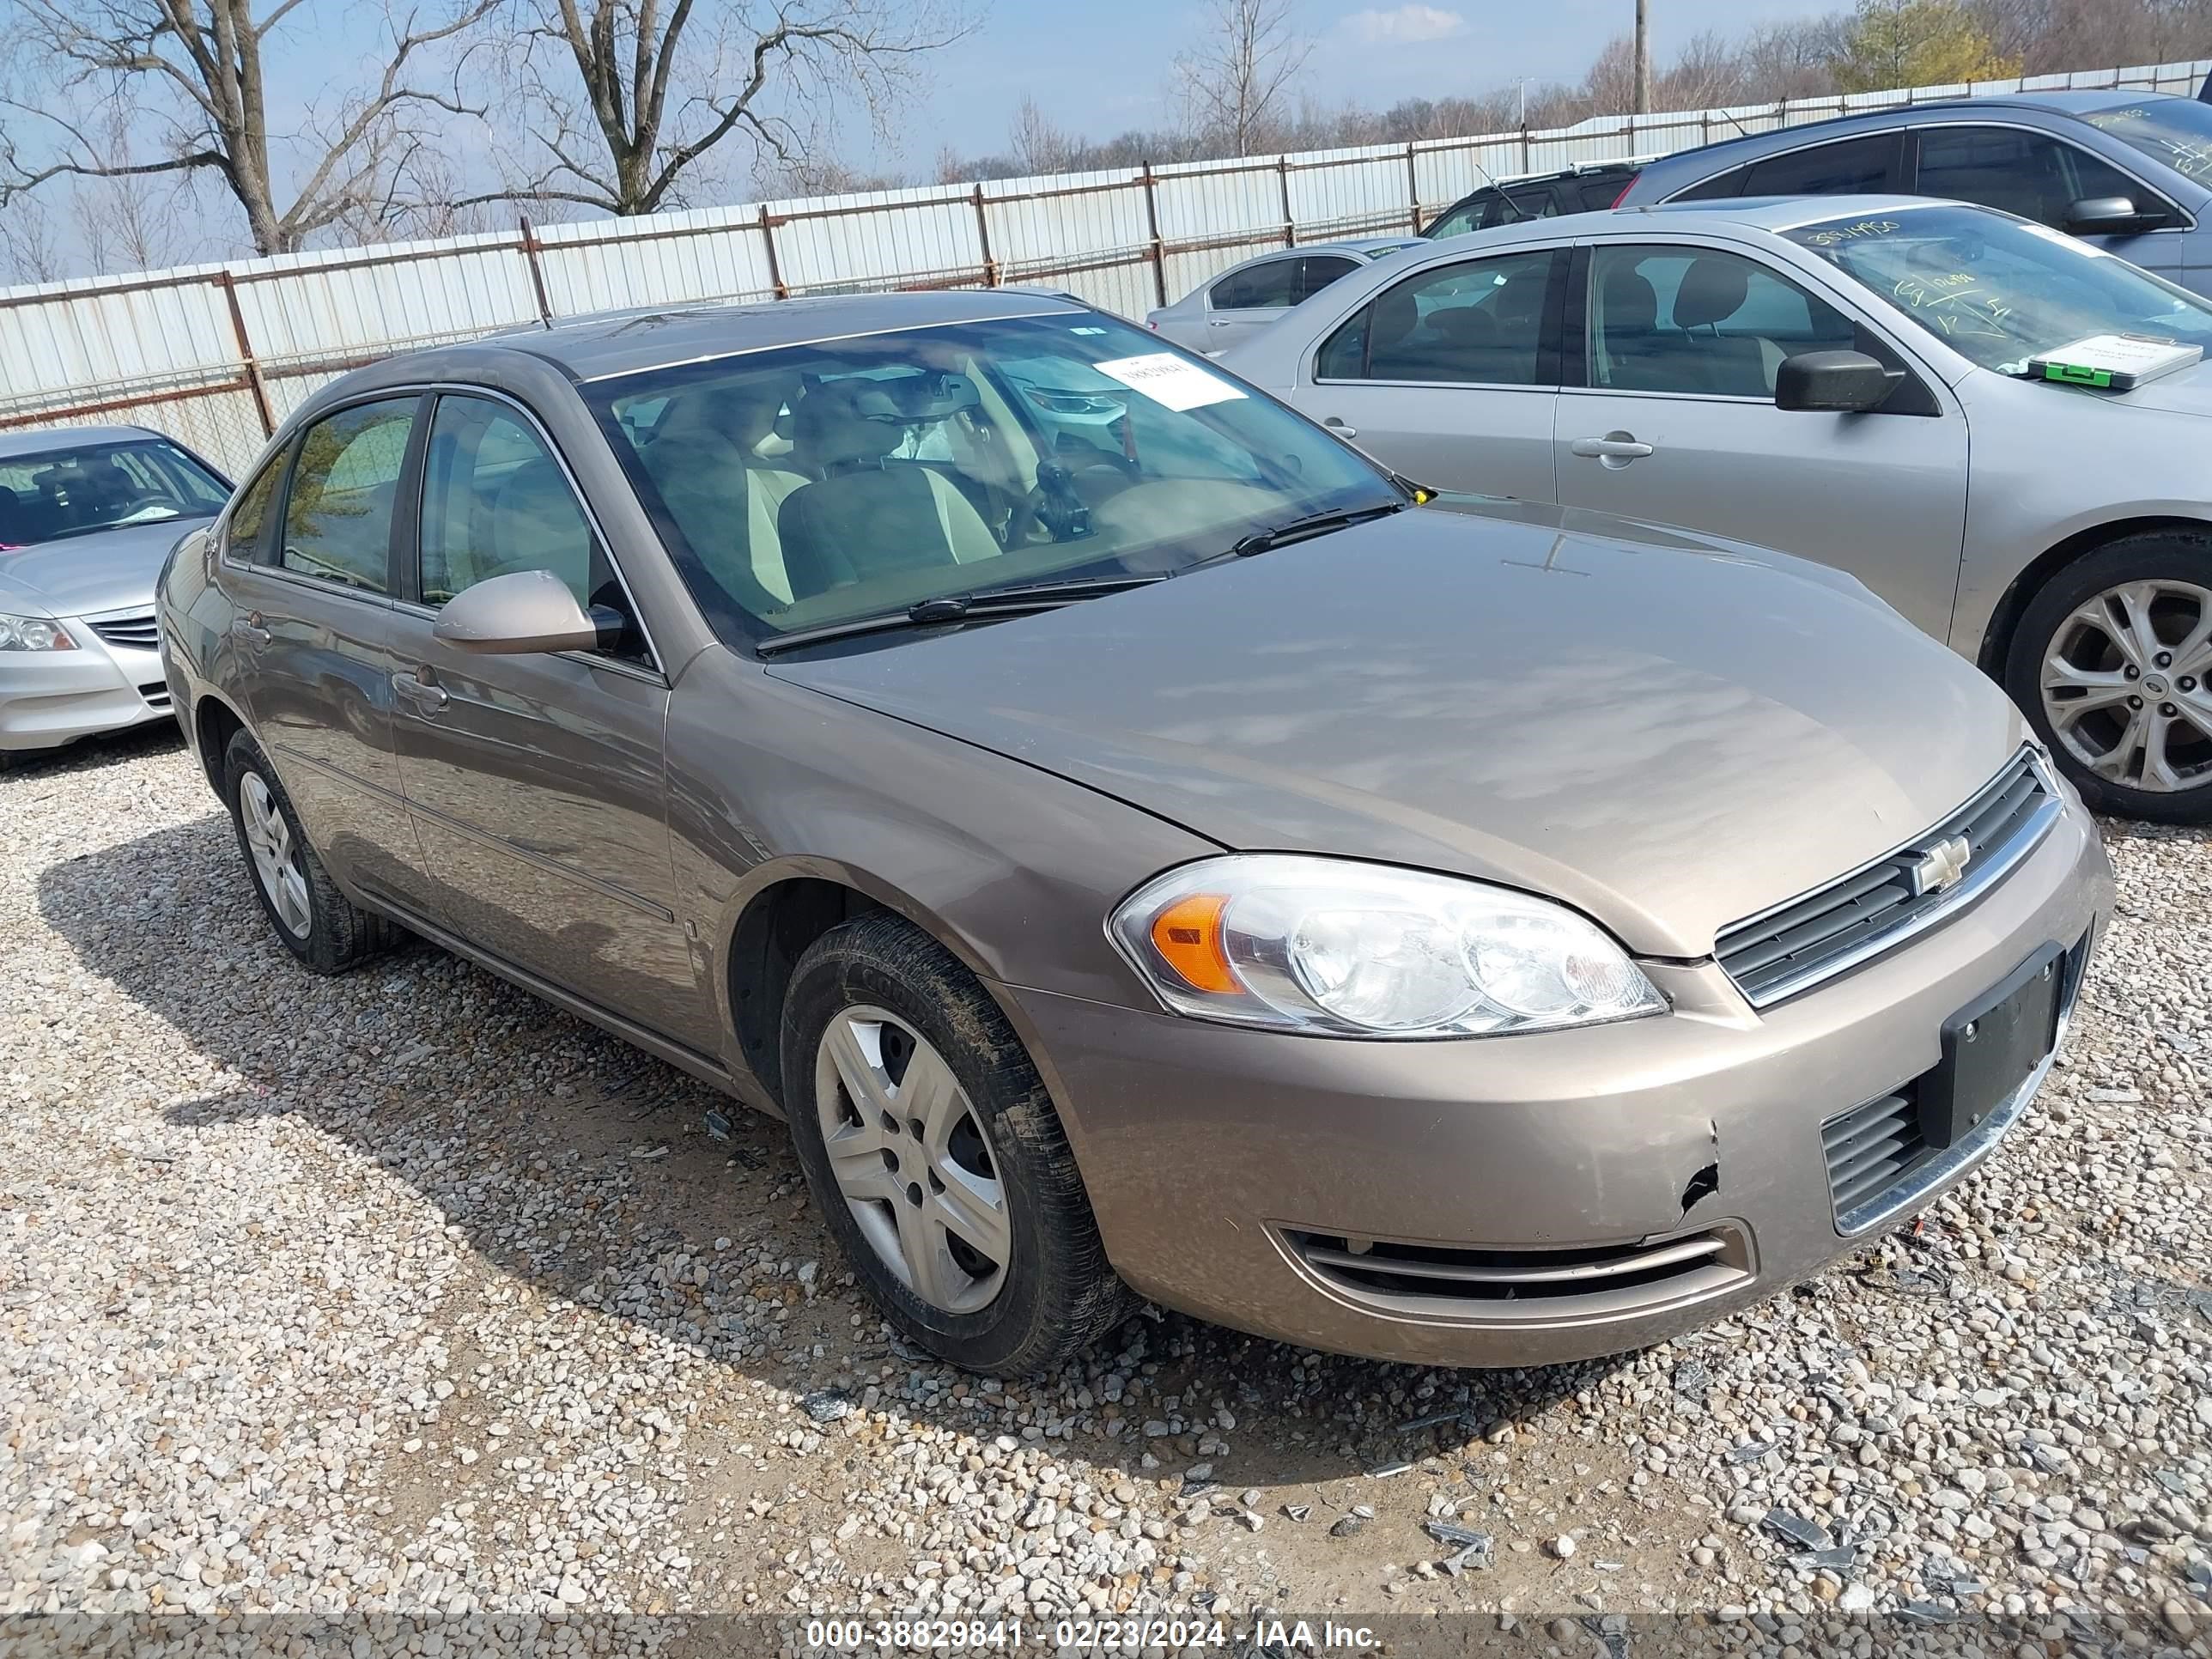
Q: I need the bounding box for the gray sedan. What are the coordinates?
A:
[1224,197,2212,821]
[1145,236,1423,354]
[159,292,2111,1375]
[0,425,231,767]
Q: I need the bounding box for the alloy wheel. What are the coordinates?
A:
[2039,578,2212,794]
[239,772,312,939]
[813,1006,1010,1315]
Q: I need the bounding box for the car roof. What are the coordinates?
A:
[0,423,162,459]
[478,289,1091,383]
[1408,193,1989,254]
[1639,87,2184,177]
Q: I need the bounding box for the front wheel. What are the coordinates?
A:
[780,912,1130,1376]
[2006,533,2212,823]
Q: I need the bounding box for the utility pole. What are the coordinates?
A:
[1633,0,1652,114]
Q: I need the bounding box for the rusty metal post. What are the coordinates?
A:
[213,271,275,438]
[518,216,555,325]
[1405,143,1420,231]
[1139,165,1168,307]
[760,206,790,299]
[1278,157,1295,247]
[972,185,1000,286]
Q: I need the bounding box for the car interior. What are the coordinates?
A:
[1589,250,1857,398]
[0,445,222,545]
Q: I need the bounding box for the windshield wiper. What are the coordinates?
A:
[1218,499,1411,561]
[754,574,1165,656]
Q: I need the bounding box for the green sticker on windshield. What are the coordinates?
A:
[2041,362,2113,387]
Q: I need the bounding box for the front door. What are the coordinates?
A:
[1554,241,1970,639]
[1293,246,1565,502]
[222,396,433,909]
[384,392,714,1050]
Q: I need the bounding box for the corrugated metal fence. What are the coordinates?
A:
[3,54,2206,475]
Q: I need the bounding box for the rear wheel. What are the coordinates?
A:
[222,729,398,972]
[2007,533,2212,823]
[781,912,1130,1376]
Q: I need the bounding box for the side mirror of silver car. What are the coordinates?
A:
[1774,349,1903,415]
[431,569,624,655]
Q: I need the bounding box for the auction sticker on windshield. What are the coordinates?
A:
[1093,353,1248,411]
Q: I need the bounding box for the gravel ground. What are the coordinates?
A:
[4,727,2212,1658]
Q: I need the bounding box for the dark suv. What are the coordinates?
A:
[1420,161,1641,240]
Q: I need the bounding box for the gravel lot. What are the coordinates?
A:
[4,727,2212,1656]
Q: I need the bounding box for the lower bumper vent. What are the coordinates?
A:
[1822,1093,1929,1218]
[137,681,173,711]
[1285,1225,1753,1320]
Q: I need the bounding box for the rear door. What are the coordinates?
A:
[1291,245,1567,502]
[1553,238,1968,638]
[1203,256,1304,353]
[383,390,715,1051]
[220,395,434,909]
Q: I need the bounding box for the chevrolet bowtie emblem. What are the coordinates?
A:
[1909,834,1972,897]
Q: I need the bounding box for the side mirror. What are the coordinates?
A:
[1775,349,1902,414]
[2064,195,2160,234]
[431,568,625,655]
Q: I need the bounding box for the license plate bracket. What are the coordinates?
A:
[1923,944,2064,1150]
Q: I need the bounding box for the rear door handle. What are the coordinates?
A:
[392,670,447,713]
[1570,434,1656,462]
[1323,416,1359,438]
[230,614,270,647]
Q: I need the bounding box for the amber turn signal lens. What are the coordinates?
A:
[1148,893,1240,994]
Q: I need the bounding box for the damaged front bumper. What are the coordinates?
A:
[998,793,2112,1369]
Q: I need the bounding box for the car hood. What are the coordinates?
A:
[767,499,2027,957]
[0,518,209,617]
[2106,357,2212,418]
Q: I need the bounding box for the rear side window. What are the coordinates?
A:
[1295,255,1360,302]
[1318,249,1559,385]
[276,398,416,593]
[1672,166,1748,201]
[1741,133,1898,197]
[1210,258,1301,310]
[1913,125,2150,228]
[1578,177,1632,210]
[225,454,285,560]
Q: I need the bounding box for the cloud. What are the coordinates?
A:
[1340,3,1469,45]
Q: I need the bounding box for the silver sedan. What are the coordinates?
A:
[1223,197,2212,821]
[0,424,231,767]
[1145,236,1422,355]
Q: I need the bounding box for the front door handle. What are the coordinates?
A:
[1323,416,1359,439]
[1570,433,1656,465]
[392,670,448,713]
[230,613,270,647]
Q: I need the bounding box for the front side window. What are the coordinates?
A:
[1914,125,2148,228]
[1211,258,1301,311]
[0,436,229,548]
[277,399,416,593]
[1589,245,1856,398]
[590,313,1399,647]
[1741,133,1898,197]
[1783,203,2212,372]
[1317,249,1559,386]
[416,395,647,663]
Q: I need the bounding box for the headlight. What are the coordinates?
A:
[0,613,76,652]
[1109,854,1666,1038]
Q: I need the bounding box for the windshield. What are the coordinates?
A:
[2079,98,2212,188]
[0,437,231,548]
[1781,204,2212,374]
[590,311,1401,646]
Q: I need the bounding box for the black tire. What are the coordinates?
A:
[2005,532,2212,824]
[780,912,1131,1376]
[222,729,398,974]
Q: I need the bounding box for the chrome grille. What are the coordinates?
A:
[1285,1225,1751,1316]
[87,609,161,652]
[1716,749,2058,1007]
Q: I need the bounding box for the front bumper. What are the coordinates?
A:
[1006,796,2113,1369]
[0,610,171,754]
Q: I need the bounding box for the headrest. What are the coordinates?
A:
[1674,257,1749,331]
[1373,283,1421,343]
[793,383,905,469]
[658,376,794,451]
[1602,267,1660,333]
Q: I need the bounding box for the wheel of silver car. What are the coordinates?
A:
[2009,534,2212,824]
[814,1006,1011,1315]
[220,728,400,974]
[781,911,1131,1375]
[238,770,312,939]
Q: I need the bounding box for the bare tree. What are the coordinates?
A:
[471,0,970,217]
[1171,0,1312,156]
[0,185,66,283]
[0,0,498,256]
[1007,95,1077,177]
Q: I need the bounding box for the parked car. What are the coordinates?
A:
[1145,237,1421,353]
[1223,196,2212,822]
[159,291,2112,1376]
[1420,161,1644,240]
[1614,90,2212,293]
[0,424,232,768]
